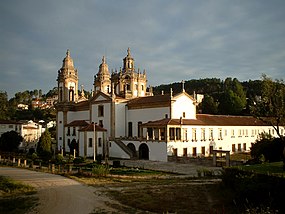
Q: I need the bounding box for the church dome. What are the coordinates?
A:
[62,49,75,70]
[98,56,110,75]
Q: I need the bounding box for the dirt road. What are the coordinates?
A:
[0,167,113,214]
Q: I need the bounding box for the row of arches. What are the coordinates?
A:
[127,143,149,160]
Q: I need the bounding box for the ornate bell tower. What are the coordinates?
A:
[94,56,111,94]
[112,48,147,99]
[57,50,79,103]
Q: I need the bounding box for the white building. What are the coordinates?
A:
[0,120,22,136]
[55,49,282,162]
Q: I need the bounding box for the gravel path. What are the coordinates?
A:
[0,167,114,214]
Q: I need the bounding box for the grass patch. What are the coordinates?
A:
[237,161,285,175]
[73,170,237,214]
[105,178,237,213]
[0,176,38,214]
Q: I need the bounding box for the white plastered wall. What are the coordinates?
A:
[127,107,170,137]
[171,94,196,119]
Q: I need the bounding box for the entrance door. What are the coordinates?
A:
[139,143,149,160]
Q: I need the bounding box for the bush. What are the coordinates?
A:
[251,137,284,162]
[73,156,85,165]
[55,154,64,164]
[222,167,285,212]
[92,164,109,177]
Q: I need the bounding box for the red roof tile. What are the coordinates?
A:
[65,120,90,127]
[142,114,267,127]
[78,123,107,132]
[127,95,171,108]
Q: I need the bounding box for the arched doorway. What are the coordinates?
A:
[139,143,149,160]
[127,143,137,157]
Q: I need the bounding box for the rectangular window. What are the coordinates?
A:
[183,112,186,118]
[8,125,13,128]
[192,147,197,157]
[192,128,197,141]
[201,146,205,156]
[238,144,241,152]
[245,129,248,137]
[88,138,92,147]
[183,148,187,157]
[67,127,70,136]
[99,120,103,127]
[201,128,206,141]
[231,129,235,138]
[169,128,175,140]
[209,146,213,155]
[98,105,104,117]
[183,128,188,141]
[238,129,242,137]
[165,114,168,118]
[72,127,76,136]
[243,143,246,151]
[209,129,214,140]
[98,138,102,147]
[224,129,227,137]
[176,128,181,140]
[128,122,133,137]
[218,128,222,140]
[232,144,236,152]
[138,122,142,138]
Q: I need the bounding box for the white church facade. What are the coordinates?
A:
[55,49,283,162]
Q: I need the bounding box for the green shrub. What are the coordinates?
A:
[92,164,109,177]
[251,137,284,162]
[73,156,86,165]
[222,167,285,212]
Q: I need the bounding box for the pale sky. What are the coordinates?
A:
[1,0,285,98]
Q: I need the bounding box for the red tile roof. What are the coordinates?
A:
[127,94,171,108]
[65,120,90,127]
[78,123,107,132]
[0,120,22,125]
[142,114,267,127]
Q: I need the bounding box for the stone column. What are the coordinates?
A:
[213,151,217,167]
[24,160,27,167]
[17,158,21,167]
[225,152,230,167]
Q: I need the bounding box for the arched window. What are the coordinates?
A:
[69,86,74,102]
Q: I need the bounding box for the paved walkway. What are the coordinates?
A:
[0,167,115,214]
[120,160,222,176]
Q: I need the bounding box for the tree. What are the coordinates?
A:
[0,131,23,152]
[250,74,285,169]
[33,89,39,98]
[251,75,285,139]
[219,78,247,115]
[36,130,52,161]
[200,95,218,114]
[0,91,9,120]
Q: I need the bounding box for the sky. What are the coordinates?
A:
[1,0,285,98]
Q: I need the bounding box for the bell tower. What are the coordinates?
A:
[57,49,79,103]
[123,47,135,73]
[112,48,147,99]
[94,56,111,94]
